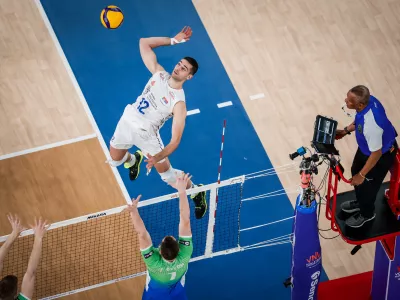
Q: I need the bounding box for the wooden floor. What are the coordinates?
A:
[1,0,400,298]
[0,0,93,156]
[194,0,400,279]
[0,138,126,236]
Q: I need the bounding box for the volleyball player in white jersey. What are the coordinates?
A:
[108,26,207,219]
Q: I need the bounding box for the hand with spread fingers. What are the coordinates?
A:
[7,213,26,237]
[171,26,193,45]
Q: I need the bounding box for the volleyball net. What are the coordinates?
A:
[0,176,246,300]
[0,164,301,300]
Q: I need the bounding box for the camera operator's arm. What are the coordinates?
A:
[336,121,355,139]
[346,121,355,132]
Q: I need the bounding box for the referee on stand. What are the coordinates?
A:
[336,85,398,228]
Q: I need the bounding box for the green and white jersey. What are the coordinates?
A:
[16,293,30,300]
[141,236,193,288]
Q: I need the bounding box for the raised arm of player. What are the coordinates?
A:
[0,214,26,274]
[146,101,187,168]
[176,173,192,237]
[21,217,48,299]
[125,195,152,250]
[139,37,166,74]
[139,26,192,74]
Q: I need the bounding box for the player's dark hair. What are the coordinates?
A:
[160,236,180,261]
[0,275,18,300]
[350,85,370,105]
[183,57,198,75]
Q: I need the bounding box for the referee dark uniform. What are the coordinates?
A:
[336,85,398,228]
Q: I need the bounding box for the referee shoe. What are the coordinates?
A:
[341,200,360,214]
[345,212,376,228]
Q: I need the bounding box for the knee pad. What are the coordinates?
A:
[106,152,129,167]
[160,167,184,185]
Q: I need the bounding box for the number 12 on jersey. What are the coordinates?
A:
[137,98,149,114]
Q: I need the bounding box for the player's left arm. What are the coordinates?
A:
[152,101,187,164]
[175,173,192,237]
[173,173,193,259]
[125,195,152,250]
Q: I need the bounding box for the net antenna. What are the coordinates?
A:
[217,120,227,184]
[205,120,227,257]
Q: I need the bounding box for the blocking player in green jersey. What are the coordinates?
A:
[125,173,194,300]
[0,214,48,300]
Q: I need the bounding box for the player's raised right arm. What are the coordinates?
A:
[139,27,193,74]
[21,217,48,300]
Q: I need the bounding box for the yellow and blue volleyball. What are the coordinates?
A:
[100,5,124,29]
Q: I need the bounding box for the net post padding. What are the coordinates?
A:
[205,187,217,257]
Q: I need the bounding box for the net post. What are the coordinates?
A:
[205,186,218,257]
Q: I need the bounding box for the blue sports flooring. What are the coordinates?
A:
[40,0,328,298]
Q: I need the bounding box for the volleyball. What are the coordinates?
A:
[100,5,124,29]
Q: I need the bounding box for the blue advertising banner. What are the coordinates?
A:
[291,193,322,300]
[387,237,400,300]
[371,241,390,300]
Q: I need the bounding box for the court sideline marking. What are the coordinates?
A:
[250,93,265,101]
[33,0,131,204]
[0,134,97,161]
[187,108,200,115]
[217,101,233,108]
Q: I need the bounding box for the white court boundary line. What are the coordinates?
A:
[187,108,201,115]
[33,0,131,204]
[249,93,265,101]
[217,101,233,108]
[0,134,97,161]
[0,175,245,243]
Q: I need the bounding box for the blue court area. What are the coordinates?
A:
[40,0,327,298]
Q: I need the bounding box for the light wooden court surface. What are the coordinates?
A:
[1,0,400,298]
[195,0,400,279]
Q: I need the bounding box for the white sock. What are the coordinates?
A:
[124,152,136,167]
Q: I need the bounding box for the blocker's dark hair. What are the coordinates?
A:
[0,275,18,300]
[160,236,180,261]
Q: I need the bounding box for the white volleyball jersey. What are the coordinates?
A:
[129,71,185,133]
